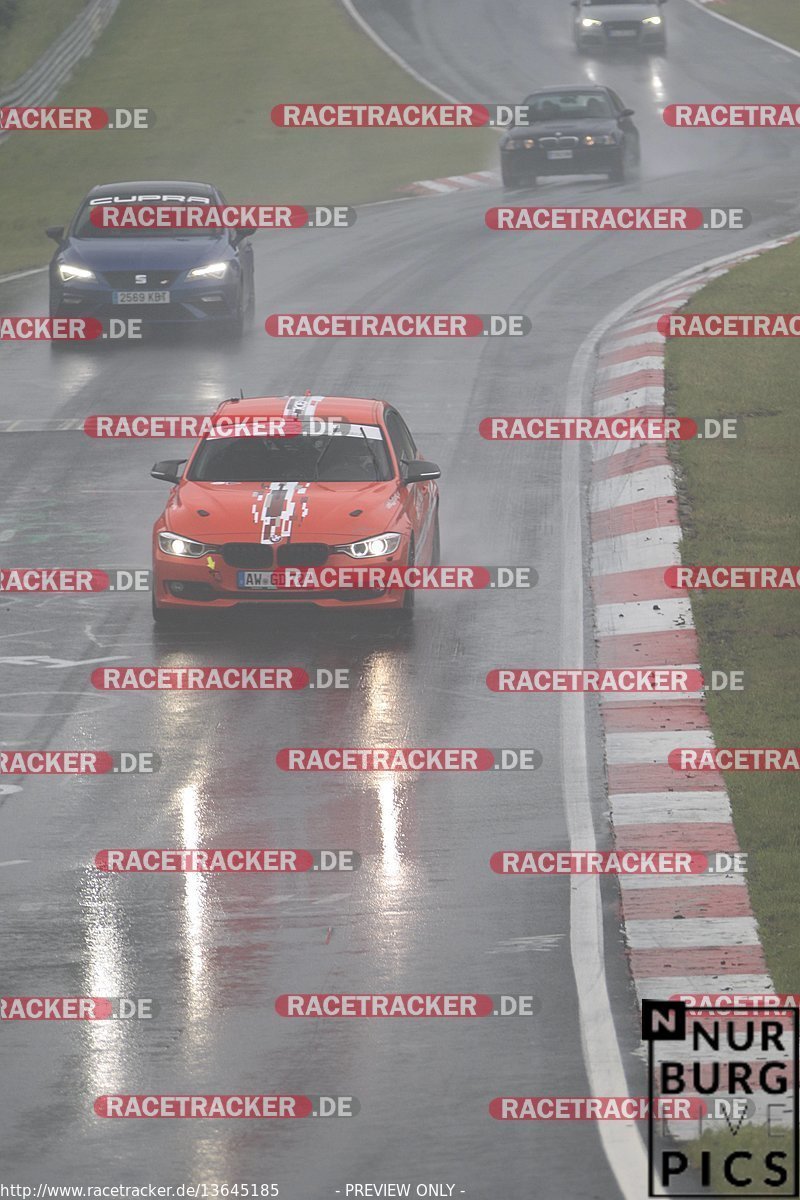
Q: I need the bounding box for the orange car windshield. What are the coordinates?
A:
[187,432,393,483]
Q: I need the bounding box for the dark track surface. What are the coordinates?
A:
[1,1,799,1194]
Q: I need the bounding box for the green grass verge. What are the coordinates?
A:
[706,0,800,51]
[684,1126,796,1195]
[0,0,492,274]
[666,236,800,991]
[0,0,86,89]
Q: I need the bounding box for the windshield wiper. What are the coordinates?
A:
[361,426,382,480]
[313,436,334,480]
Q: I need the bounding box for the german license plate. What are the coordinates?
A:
[237,570,277,589]
[112,290,170,304]
[547,150,573,160]
[609,28,636,36]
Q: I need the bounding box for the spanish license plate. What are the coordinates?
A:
[547,150,574,160]
[112,290,170,304]
[609,28,637,36]
[237,570,277,589]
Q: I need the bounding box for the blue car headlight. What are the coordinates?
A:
[187,262,229,281]
[58,263,95,282]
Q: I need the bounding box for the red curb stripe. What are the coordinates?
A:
[614,822,741,852]
[630,944,767,978]
[606,319,665,342]
[607,763,726,794]
[592,443,672,481]
[595,368,664,401]
[594,566,690,604]
[601,701,710,732]
[598,342,664,367]
[598,629,699,668]
[621,885,753,919]
[590,503,679,546]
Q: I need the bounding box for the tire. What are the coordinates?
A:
[244,273,256,328]
[388,536,415,622]
[608,153,625,183]
[219,287,248,340]
[151,586,179,626]
[430,511,440,567]
[501,160,518,191]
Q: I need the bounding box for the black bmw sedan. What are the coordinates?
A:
[499,87,640,188]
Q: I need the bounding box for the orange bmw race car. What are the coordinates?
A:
[150,394,441,621]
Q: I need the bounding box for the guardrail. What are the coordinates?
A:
[0,0,121,142]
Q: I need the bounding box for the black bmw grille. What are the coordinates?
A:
[222,543,274,568]
[276,543,329,567]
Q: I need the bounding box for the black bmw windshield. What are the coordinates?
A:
[188,432,393,483]
[522,92,614,121]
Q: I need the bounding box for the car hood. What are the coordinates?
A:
[61,235,230,271]
[164,479,405,542]
[507,117,619,138]
[580,4,662,19]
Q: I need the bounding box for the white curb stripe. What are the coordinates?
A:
[596,597,693,638]
[625,916,760,949]
[606,727,714,764]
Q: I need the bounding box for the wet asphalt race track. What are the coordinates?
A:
[1,0,800,1195]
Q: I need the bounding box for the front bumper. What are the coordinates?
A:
[577,23,665,48]
[501,145,622,177]
[50,276,241,325]
[152,544,409,611]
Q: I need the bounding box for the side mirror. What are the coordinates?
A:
[151,459,186,484]
[618,108,635,119]
[404,460,441,483]
[46,226,65,243]
[232,227,254,245]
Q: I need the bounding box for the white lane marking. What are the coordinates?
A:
[0,859,30,867]
[338,0,460,100]
[563,301,664,1200]
[591,526,682,576]
[0,266,47,285]
[0,419,83,433]
[0,785,23,797]
[606,726,714,763]
[595,597,693,638]
[0,654,123,667]
[625,916,760,949]
[590,465,675,512]
[612,792,732,824]
[682,0,800,59]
